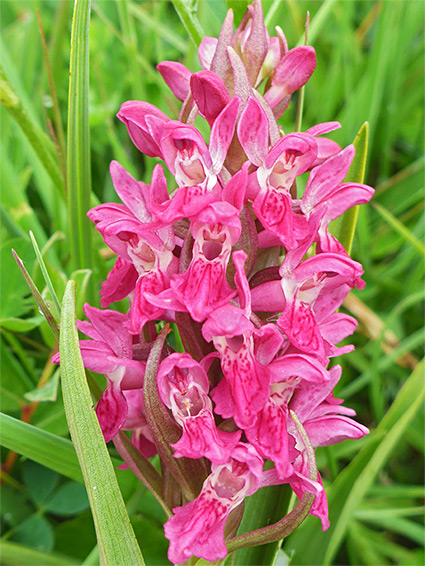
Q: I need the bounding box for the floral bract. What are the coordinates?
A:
[54,1,374,563]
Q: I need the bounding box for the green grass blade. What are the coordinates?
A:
[128,2,188,53]
[29,231,62,317]
[330,121,369,253]
[372,201,425,257]
[0,540,79,566]
[36,9,67,185]
[60,280,145,566]
[12,249,59,341]
[67,0,93,274]
[170,0,205,47]
[0,66,65,198]
[295,0,338,47]
[0,412,82,483]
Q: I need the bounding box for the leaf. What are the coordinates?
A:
[12,249,59,341]
[10,513,55,553]
[43,481,90,516]
[1,485,34,528]
[54,513,97,561]
[0,540,78,566]
[0,412,83,483]
[59,280,145,565]
[22,460,60,507]
[25,369,60,403]
[0,238,34,319]
[330,121,369,254]
[30,230,62,318]
[0,316,43,332]
[67,0,93,274]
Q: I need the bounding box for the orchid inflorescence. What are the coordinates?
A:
[55,1,374,563]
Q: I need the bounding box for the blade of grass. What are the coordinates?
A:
[12,249,59,341]
[67,0,93,274]
[170,0,205,47]
[330,122,369,254]
[36,9,67,187]
[29,231,61,318]
[128,2,188,53]
[0,412,82,483]
[60,280,145,566]
[295,0,338,47]
[0,66,65,198]
[0,540,79,566]
[371,201,425,257]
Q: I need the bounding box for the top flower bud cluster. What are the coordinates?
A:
[56,1,374,563]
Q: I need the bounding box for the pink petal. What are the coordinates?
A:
[157,61,192,102]
[237,97,269,166]
[96,382,128,443]
[190,71,230,126]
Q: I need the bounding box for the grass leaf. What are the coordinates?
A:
[0,412,82,483]
[330,122,369,253]
[67,0,93,274]
[60,280,145,566]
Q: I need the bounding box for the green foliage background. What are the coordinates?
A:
[1,1,424,565]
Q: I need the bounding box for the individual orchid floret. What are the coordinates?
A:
[117,101,170,158]
[164,443,263,563]
[203,251,283,429]
[278,252,365,361]
[245,353,330,479]
[264,45,316,119]
[157,61,192,102]
[157,353,241,463]
[147,201,241,322]
[190,71,231,126]
[53,305,146,442]
[238,106,317,248]
[286,365,369,529]
[299,144,374,253]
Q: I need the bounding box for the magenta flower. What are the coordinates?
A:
[56,2,375,562]
[164,443,263,563]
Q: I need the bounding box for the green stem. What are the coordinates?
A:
[0,67,65,198]
[171,0,205,46]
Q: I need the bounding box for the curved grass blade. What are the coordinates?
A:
[0,540,79,566]
[12,249,59,341]
[67,0,93,274]
[0,67,65,198]
[29,231,61,318]
[0,412,82,483]
[170,0,205,46]
[371,201,425,257]
[60,280,145,566]
[36,9,66,185]
[330,122,369,254]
